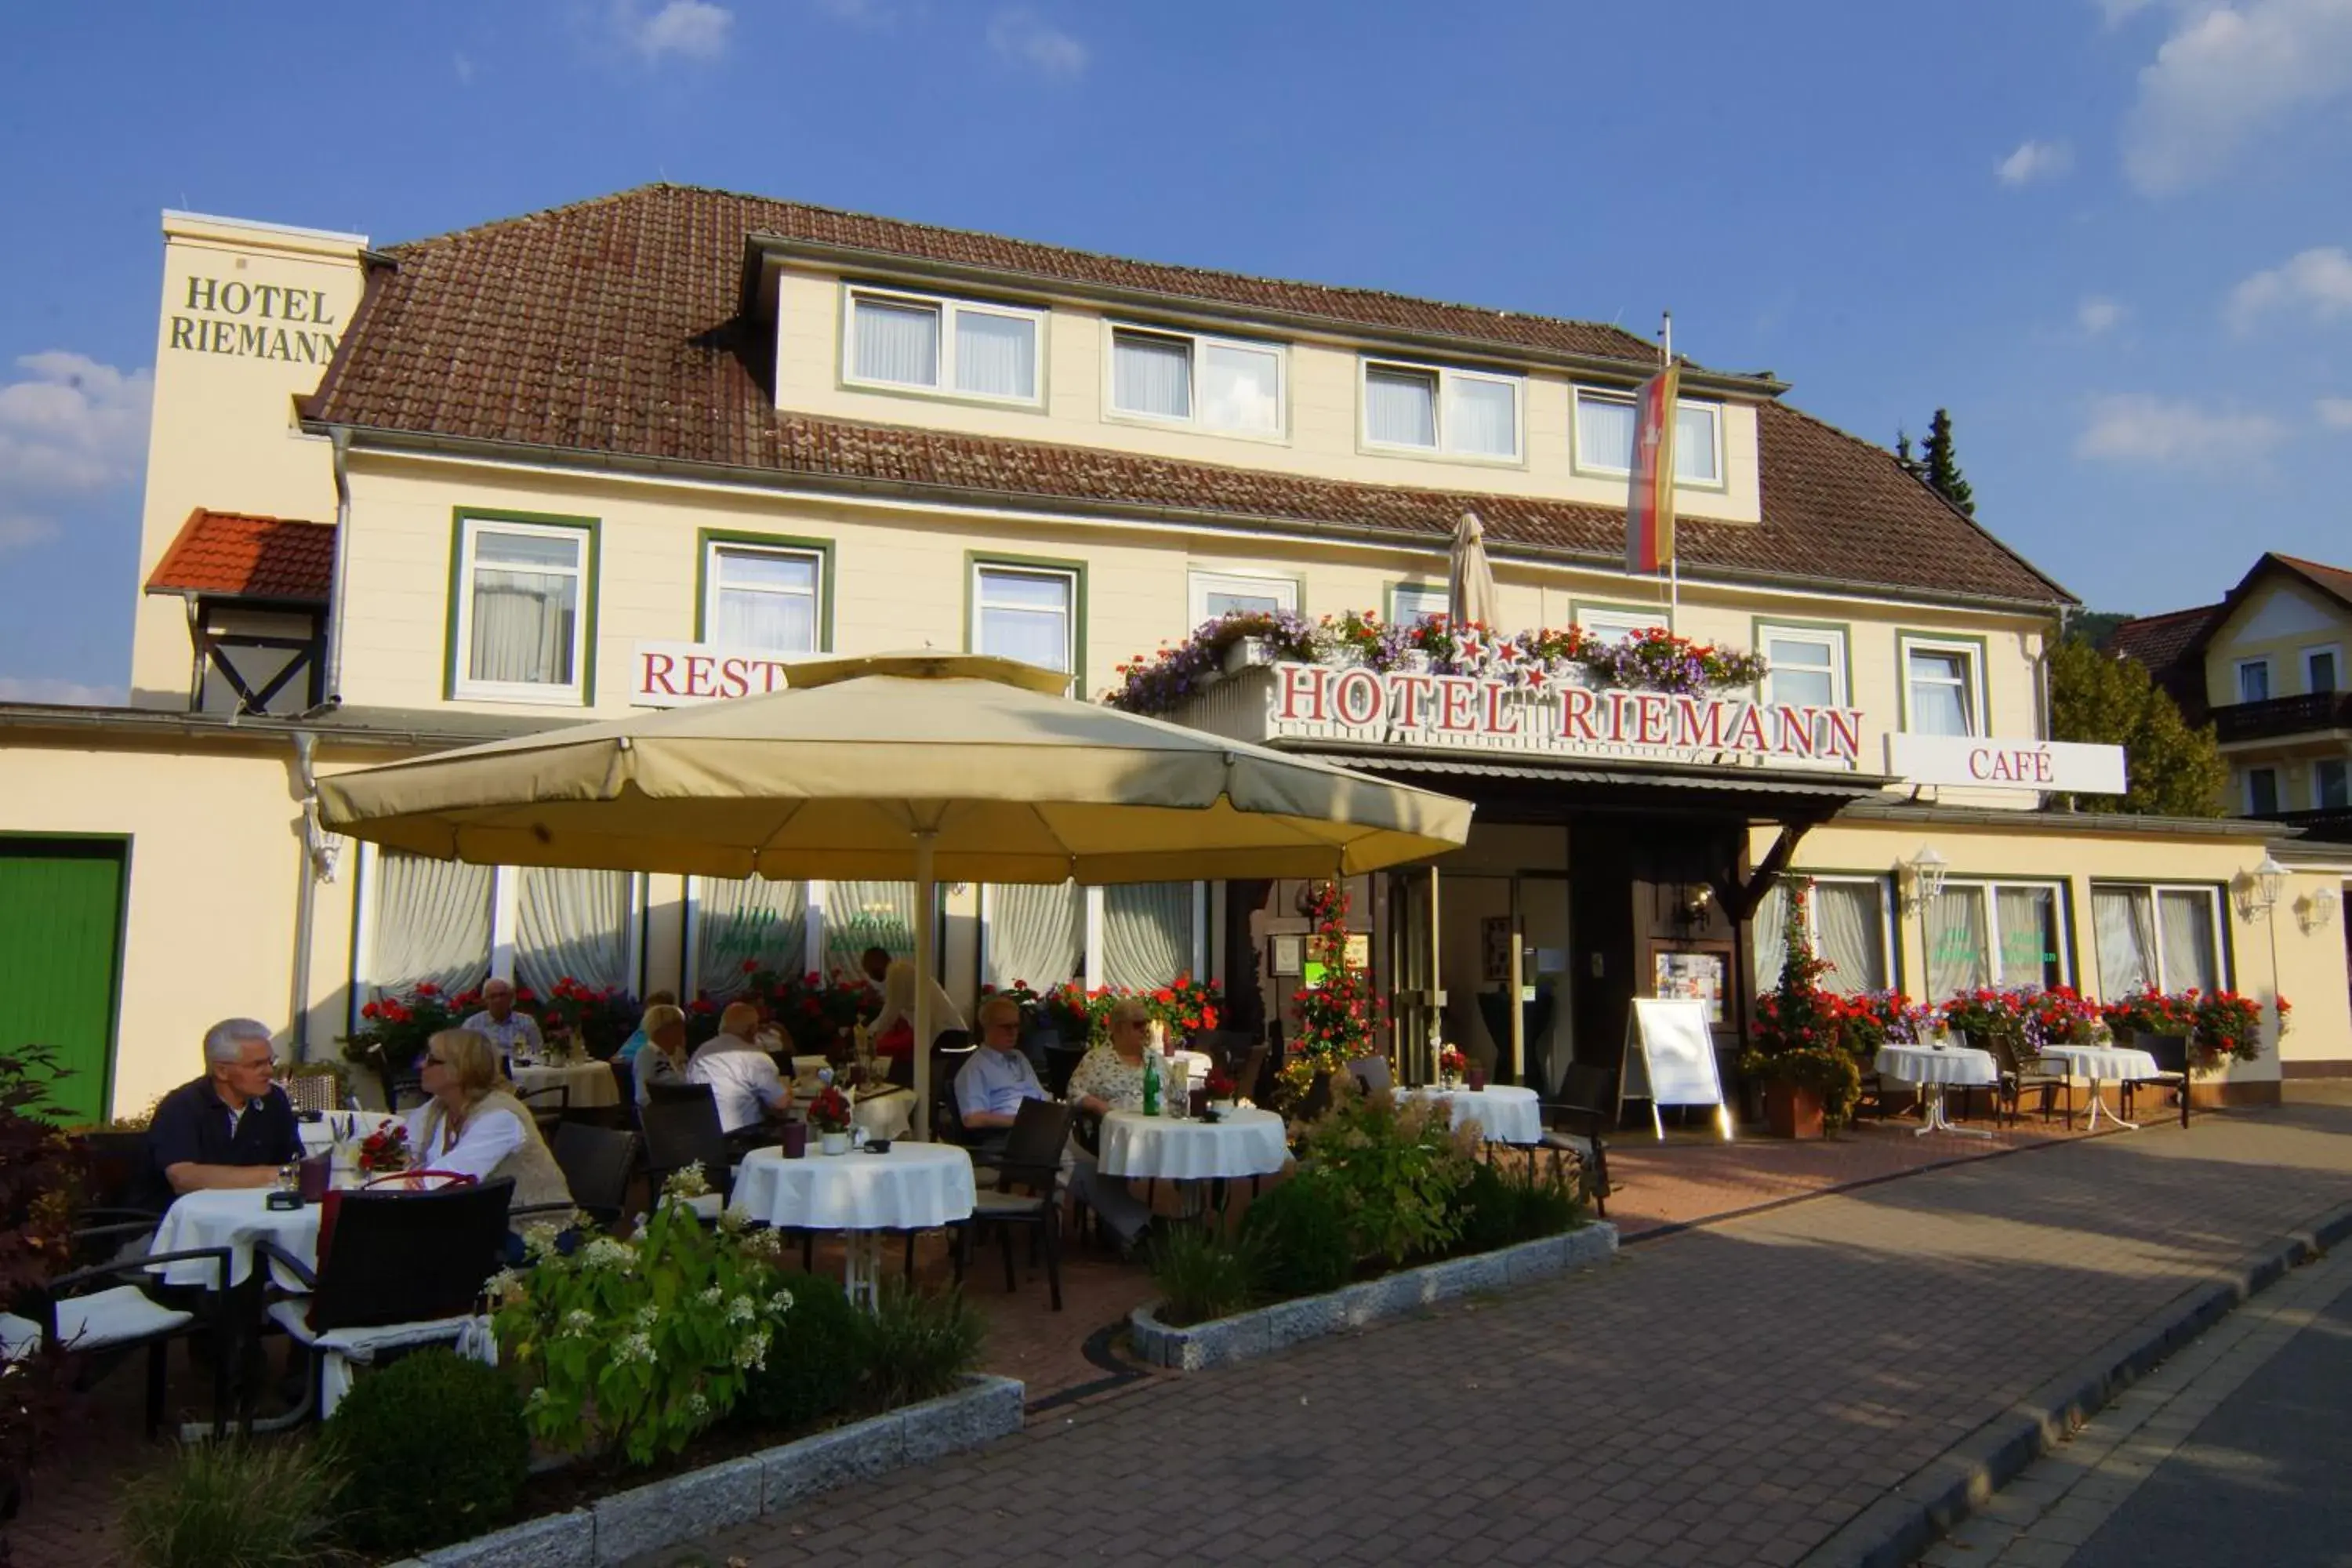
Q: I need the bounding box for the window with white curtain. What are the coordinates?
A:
[981,882,1202,993]
[1759,626,1846,711]
[2091,884,2222,997]
[1577,607,1670,646]
[454,517,590,702]
[358,851,642,1016]
[1572,388,1723,483]
[844,286,1040,404]
[1362,359,1520,459]
[691,877,809,996]
[514,868,633,996]
[1109,326,1283,436]
[1188,571,1297,625]
[362,851,495,999]
[1901,637,1982,737]
[824,881,919,976]
[981,883,1084,991]
[1750,878,1891,996]
[705,543,822,654]
[972,563,1077,690]
[1925,880,2067,999]
[1390,585,1450,626]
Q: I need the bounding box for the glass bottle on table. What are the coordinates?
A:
[1142,1047,1160,1118]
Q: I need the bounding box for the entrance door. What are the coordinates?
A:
[1388,867,1440,1085]
[0,839,128,1123]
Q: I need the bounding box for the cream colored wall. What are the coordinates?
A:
[129,213,367,708]
[0,737,360,1117]
[2202,576,2352,708]
[1766,820,2350,1080]
[769,267,1766,526]
[335,453,2053,802]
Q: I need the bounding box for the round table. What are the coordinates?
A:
[1097,1108,1289,1182]
[147,1188,321,1290]
[2038,1044,2162,1133]
[510,1060,622,1111]
[296,1111,399,1155]
[1873,1044,1999,1138]
[1398,1085,1542,1145]
[728,1142,976,1309]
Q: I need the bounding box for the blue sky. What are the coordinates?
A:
[4,0,2351,702]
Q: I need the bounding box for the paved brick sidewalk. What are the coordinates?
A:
[647,1102,2352,1568]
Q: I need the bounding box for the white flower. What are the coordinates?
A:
[615,1332,657,1366]
[685,1391,711,1420]
[582,1237,637,1273]
[633,1304,660,1330]
[662,1161,711,1199]
[740,1229,783,1259]
[725,1294,757,1326]
[485,1267,525,1303]
[716,1207,750,1234]
[768,1288,795,1315]
[731,1329,771,1370]
[561,1308,596,1337]
[699,1285,724,1307]
[524,1386,552,1412]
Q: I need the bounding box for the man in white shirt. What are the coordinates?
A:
[462,977,544,1066]
[687,1001,794,1134]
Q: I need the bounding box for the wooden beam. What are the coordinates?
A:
[1714,820,1814,924]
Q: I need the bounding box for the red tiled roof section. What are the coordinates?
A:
[144,510,335,601]
[2274,553,2352,611]
[2107,604,2220,674]
[306,183,2074,607]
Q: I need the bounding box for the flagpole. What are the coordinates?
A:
[1661,311,1677,624]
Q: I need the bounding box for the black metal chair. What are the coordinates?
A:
[513,1082,569,1137]
[609,1055,637,1124]
[1980,1034,2071,1130]
[256,1178,513,1421]
[0,1218,232,1437]
[640,1083,737,1203]
[1533,1063,1616,1218]
[543,1122,638,1229]
[2123,1033,2194,1128]
[1042,1043,1087,1101]
[962,1098,1075,1312]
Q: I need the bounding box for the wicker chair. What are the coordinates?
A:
[1979,1033,2071,1130]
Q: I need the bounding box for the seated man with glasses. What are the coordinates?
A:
[953,994,1048,1157]
[140,1018,304,1210]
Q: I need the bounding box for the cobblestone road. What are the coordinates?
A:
[649,1102,2352,1568]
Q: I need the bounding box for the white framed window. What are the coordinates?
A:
[1751,877,1893,996]
[2091,884,2223,998]
[1109,325,1284,437]
[843,285,1041,405]
[2315,759,2349,810]
[1900,636,1984,737]
[984,881,1206,993]
[1577,606,1669,646]
[1362,358,1522,460]
[1188,570,1298,625]
[2236,659,2272,703]
[1926,880,2068,999]
[1570,387,1724,484]
[1759,625,1847,711]
[453,516,590,703]
[2303,645,2339,695]
[704,542,823,654]
[973,561,1079,691]
[1390,584,1450,626]
[2245,767,2281,815]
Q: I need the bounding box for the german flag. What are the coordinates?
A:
[1624,364,1679,576]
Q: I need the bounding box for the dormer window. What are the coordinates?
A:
[1572,387,1723,485]
[843,285,1041,405]
[1361,359,1521,461]
[1109,325,1283,437]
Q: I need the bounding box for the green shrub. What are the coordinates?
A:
[861,1279,985,1411]
[325,1348,528,1555]
[1149,1221,1257,1327]
[118,1439,344,1568]
[739,1269,866,1432]
[1240,1172,1354,1299]
[1294,1080,1476,1268]
[1454,1158,1585,1255]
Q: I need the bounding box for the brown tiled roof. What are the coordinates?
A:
[2107,604,2220,675]
[2273,552,2352,611]
[144,510,335,601]
[304,183,2074,608]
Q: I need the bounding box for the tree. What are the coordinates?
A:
[1920,408,1975,517]
[2064,610,2132,649]
[2048,637,2227,817]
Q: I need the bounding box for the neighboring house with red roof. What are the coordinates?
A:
[0,189,2342,1120]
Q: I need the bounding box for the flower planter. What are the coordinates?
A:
[1763,1081,1826,1140]
[818,1131,850,1156]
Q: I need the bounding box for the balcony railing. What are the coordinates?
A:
[2247,807,2352,844]
[2211,691,2352,744]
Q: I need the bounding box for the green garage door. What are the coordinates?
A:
[0,840,127,1123]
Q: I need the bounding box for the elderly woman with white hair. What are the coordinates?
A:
[139,1017,306,1210]
[1064,997,1160,1257]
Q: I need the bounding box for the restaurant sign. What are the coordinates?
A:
[1885,734,2127,794]
[1263,662,1867,767]
[629,641,806,707]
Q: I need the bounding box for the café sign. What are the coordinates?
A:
[1264,661,1867,767]
[1885,734,2127,793]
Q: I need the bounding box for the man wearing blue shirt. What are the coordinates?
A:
[955,996,1047,1153]
[140,1018,303,1210]
[463,977,544,1066]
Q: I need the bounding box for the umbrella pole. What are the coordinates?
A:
[913,830,937,1141]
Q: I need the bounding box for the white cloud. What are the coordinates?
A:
[1997,139,2074,187]
[2317,396,2352,427]
[0,517,58,554]
[613,0,733,62]
[454,52,477,85]
[0,675,125,707]
[2123,0,2352,194]
[2227,245,2352,331]
[2075,394,2289,468]
[0,351,151,495]
[2096,0,2163,24]
[988,7,1086,78]
[2078,296,2127,335]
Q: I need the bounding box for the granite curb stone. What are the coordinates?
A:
[1131,1223,1618,1371]
[1795,1198,2352,1568]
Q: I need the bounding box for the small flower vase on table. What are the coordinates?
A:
[1439,1044,1469,1092]
[809,1083,853,1155]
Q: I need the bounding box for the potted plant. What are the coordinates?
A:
[1438,1044,1468,1090]
[1738,881,1862,1138]
[808,1085,854,1155]
[1277,882,1388,1109]
[2098,987,2199,1058]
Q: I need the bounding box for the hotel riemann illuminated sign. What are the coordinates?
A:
[1264,661,1867,768]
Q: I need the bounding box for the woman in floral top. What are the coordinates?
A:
[1067,999,1155,1255]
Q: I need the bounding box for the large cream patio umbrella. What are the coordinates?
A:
[317,651,1473,1134]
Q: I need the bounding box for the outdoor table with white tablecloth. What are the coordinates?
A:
[147,1188,321,1290]
[510,1060,622,1110]
[1873,1043,1999,1138]
[2038,1043,2163,1133]
[728,1142,976,1308]
[297,1111,399,1155]
[1097,1107,1289,1182]
[1397,1085,1542,1145]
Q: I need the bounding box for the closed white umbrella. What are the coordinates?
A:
[1448,509,1499,627]
[318,651,1474,1134]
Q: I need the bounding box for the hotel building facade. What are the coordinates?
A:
[2,187,2344,1120]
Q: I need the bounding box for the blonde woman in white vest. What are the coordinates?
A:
[404,1028,573,1210]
